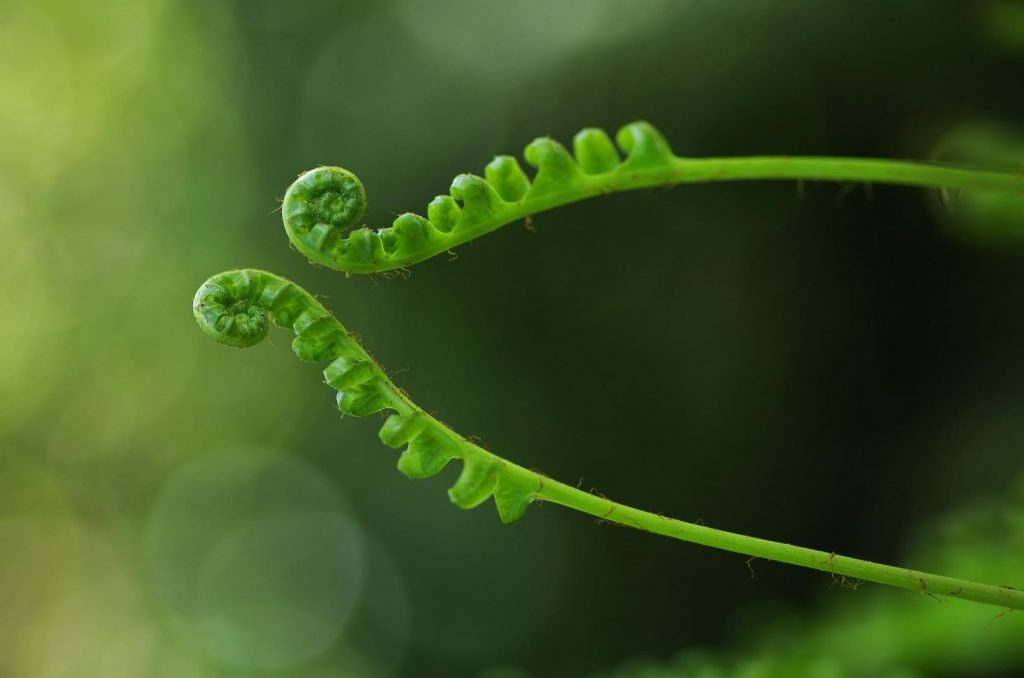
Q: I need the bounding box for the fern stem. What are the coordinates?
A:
[675,155,1024,191]
[281,122,1024,275]
[371,378,1024,610]
[535,475,1024,611]
[194,269,1024,612]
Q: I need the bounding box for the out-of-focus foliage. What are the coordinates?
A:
[984,0,1024,56]
[1,1,1023,676]
[932,123,1024,247]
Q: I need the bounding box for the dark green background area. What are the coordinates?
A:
[2,1,1023,676]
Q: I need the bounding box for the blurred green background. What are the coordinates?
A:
[2,1,1024,676]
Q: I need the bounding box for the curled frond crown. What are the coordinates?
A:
[281,122,676,273]
[193,269,541,523]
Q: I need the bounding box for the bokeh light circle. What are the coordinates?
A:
[145,449,366,670]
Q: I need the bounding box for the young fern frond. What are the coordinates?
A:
[192,269,536,522]
[194,269,1024,611]
[282,122,1024,274]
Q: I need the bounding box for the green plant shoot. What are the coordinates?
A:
[197,123,1024,611]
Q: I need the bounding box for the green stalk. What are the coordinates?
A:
[378,381,1024,611]
[280,122,1024,275]
[676,155,1024,190]
[537,471,1023,610]
[194,268,1024,611]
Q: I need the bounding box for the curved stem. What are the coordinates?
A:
[417,158,1023,268]
[386,388,1024,611]
[207,270,1024,610]
[192,269,1022,612]
[431,416,1023,607]
[535,478,1024,610]
[282,122,1024,275]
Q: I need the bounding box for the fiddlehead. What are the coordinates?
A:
[193,270,1024,611]
[282,122,1024,274]
[193,269,538,523]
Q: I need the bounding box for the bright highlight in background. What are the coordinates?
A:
[146,450,367,670]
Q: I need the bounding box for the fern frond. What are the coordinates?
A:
[282,122,1024,274]
[194,269,1024,610]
